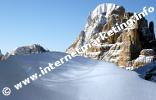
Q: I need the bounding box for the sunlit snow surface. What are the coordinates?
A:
[91,3,119,19]
[0,52,156,100]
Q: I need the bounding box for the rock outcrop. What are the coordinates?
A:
[133,49,155,68]
[66,3,156,69]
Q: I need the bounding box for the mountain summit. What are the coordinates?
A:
[8,44,49,56]
[0,44,49,60]
[66,3,156,69]
[84,3,121,41]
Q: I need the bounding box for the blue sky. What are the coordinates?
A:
[0,0,156,54]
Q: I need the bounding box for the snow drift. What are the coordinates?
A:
[0,52,156,100]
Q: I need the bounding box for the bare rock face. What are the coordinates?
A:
[66,3,156,69]
[67,31,85,54]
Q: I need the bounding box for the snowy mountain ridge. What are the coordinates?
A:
[84,3,121,41]
[91,3,119,19]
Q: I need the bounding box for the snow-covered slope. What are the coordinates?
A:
[135,61,156,82]
[0,52,156,100]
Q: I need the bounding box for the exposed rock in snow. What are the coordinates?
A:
[132,49,155,68]
[66,3,156,69]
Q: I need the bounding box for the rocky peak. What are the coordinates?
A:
[1,44,49,60]
[66,3,156,69]
[9,44,49,56]
[90,3,120,19]
[84,3,124,41]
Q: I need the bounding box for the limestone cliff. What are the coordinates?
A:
[66,3,156,69]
